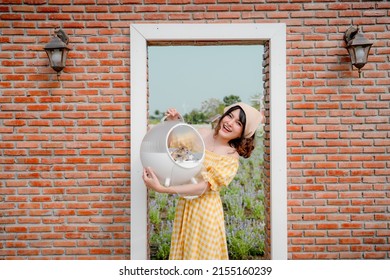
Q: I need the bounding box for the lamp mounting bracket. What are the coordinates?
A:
[54,28,69,44]
[344,26,359,44]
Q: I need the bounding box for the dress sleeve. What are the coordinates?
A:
[201,158,239,192]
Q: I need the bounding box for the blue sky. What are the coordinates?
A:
[148,45,264,116]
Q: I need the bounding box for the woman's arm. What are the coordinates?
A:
[142,167,209,196]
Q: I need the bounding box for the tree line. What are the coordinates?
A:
[150,94,261,125]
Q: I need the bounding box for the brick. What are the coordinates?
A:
[90,248,111,255]
[364,252,387,259]
[5,226,28,233]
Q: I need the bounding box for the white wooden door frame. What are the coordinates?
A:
[130,23,287,260]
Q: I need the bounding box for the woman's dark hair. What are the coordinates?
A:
[213,105,256,158]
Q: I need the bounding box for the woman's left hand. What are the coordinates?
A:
[142,167,165,193]
[165,108,180,121]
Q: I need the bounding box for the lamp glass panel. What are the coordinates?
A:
[354,46,366,65]
[51,49,63,67]
[45,49,54,65]
[62,49,69,65]
[347,47,356,64]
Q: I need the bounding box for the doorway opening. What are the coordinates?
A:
[147,43,265,259]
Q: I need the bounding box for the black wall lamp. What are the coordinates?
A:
[44,28,71,78]
[343,26,373,78]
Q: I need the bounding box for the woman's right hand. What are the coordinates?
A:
[142,167,165,193]
[165,108,180,121]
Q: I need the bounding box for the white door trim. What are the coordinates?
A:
[130,23,287,260]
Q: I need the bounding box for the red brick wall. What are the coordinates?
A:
[1,1,389,259]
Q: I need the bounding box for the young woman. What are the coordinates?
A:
[142,102,263,260]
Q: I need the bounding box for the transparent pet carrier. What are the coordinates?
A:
[140,116,205,198]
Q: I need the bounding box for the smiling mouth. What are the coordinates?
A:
[222,124,232,133]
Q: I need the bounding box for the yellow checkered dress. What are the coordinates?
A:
[169,150,239,260]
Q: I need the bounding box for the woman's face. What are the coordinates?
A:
[218,109,244,140]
